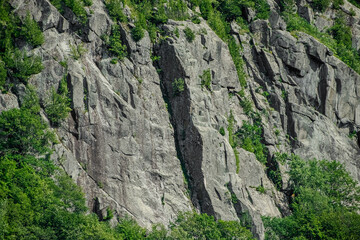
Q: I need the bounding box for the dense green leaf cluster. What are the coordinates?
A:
[50,0,91,24]
[44,76,72,126]
[107,24,128,60]
[183,26,195,42]
[264,157,360,239]
[235,120,268,165]
[0,87,56,155]
[0,1,44,90]
[200,68,212,91]
[172,77,185,95]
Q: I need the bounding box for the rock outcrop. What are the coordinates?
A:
[1,0,360,239]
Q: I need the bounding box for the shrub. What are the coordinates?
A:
[167,0,189,20]
[228,37,247,88]
[199,0,212,19]
[191,15,201,24]
[219,127,225,136]
[63,0,88,24]
[105,0,127,22]
[350,8,356,16]
[172,78,185,95]
[116,217,147,239]
[169,212,254,239]
[109,24,127,60]
[312,0,331,12]
[200,69,211,91]
[235,120,267,164]
[20,13,44,47]
[0,88,55,155]
[240,97,252,115]
[5,49,43,83]
[70,43,87,60]
[264,157,360,239]
[50,0,89,24]
[256,185,266,194]
[254,0,270,19]
[0,60,6,90]
[151,6,168,25]
[131,25,144,42]
[83,0,92,7]
[328,14,352,48]
[174,27,180,38]
[183,27,195,42]
[44,77,72,126]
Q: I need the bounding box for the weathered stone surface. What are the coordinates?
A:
[5,0,360,239]
[0,93,19,112]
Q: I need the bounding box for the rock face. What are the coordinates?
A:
[2,0,360,239]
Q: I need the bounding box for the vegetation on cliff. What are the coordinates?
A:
[1,0,360,239]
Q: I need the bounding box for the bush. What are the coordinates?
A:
[5,49,43,83]
[20,13,44,47]
[50,0,90,24]
[219,127,225,136]
[228,37,247,88]
[183,27,195,42]
[167,0,189,20]
[45,77,72,126]
[0,88,55,155]
[312,0,331,12]
[254,0,270,19]
[169,212,254,239]
[264,157,360,239]
[70,43,87,60]
[172,78,185,95]
[235,121,267,164]
[105,0,127,22]
[240,97,252,115]
[191,15,201,24]
[116,217,147,239]
[108,24,127,60]
[0,60,6,90]
[131,25,144,42]
[200,69,211,91]
[63,0,88,24]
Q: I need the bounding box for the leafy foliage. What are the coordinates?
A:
[172,78,185,95]
[131,25,145,42]
[219,126,225,136]
[20,13,44,47]
[236,120,267,164]
[45,77,72,126]
[169,212,254,239]
[183,27,195,42]
[70,43,87,60]
[264,157,360,239]
[0,88,56,155]
[200,68,211,90]
[239,97,252,115]
[108,24,128,60]
[0,1,44,89]
[50,0,90,24]
[227,111,241,173]
[5,49,43,83]
[105,0,127,22]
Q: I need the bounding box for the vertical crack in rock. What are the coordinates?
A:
[155,40,215,216]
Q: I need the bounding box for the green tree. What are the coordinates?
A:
[0,88,56,155]
[45,77,72,126]
[20,13,44,47]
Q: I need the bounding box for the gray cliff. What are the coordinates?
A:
[1,0,360,239]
